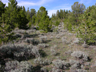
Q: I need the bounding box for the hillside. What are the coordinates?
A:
[0,22,96,72]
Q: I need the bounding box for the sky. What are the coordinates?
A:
[1,0,96,17]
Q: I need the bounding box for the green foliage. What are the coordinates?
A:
[71,2,85,25]
[18,6,28,29]
[52,9,69,20]
[71,2,85,14]
[30,9,36,18]
[64,2,85,32]
[2,0,18,29]
[0,0,28,44]
[32,15,36,24]
[76,8,96,44]
[0,1,5,17]
[36,6,52,33]
[64,19,72,31]
[28,21,32,28]
[55,20,60,26]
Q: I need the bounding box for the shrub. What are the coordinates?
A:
[0,44,40,62]
[70,63,81,69]
[55,35,60,39]
[76,69,87,72]
[71,51,89,61]
[51,68,61,72]
[61,37,67,43]
[38,43,49,48]
[5,60,33,72]
[50,48,57,56]
[55,21,60,26]
[52,59,70,69]
[69,59,79,65]
[25,38,39,45]
[40,36,47,43]
[40,67,48,72]
[34,57,51,65]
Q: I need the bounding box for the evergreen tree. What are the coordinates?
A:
[77,8,96,44]
[64,2,85,31]
[59,9,63,19]
[36,6,52,32]
[0,1,5,17]
[28,9,36,28]
[2,0,19,29]
[18,6,28,29]
[30,9,36,19]
[56,10,60,19]
[26,8,31,21]
[71,2,85,25]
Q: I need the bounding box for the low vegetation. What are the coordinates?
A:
[0,0,96,72]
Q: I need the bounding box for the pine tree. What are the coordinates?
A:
[71,2,85,26]
[30,9,36,19]
[2,0,19,29]
[77,9,96,44]
[59,9,63,19]
[0,1,5,24]
[0,1,5,17]
[18,6,28,29]
[28,9,36,28]
[36,6,52,32]
[64,2,85,31]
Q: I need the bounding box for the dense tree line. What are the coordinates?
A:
[0,0,52,44]
[0,0,96,45]
[63,2,96,44]
[51,2,96,44]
